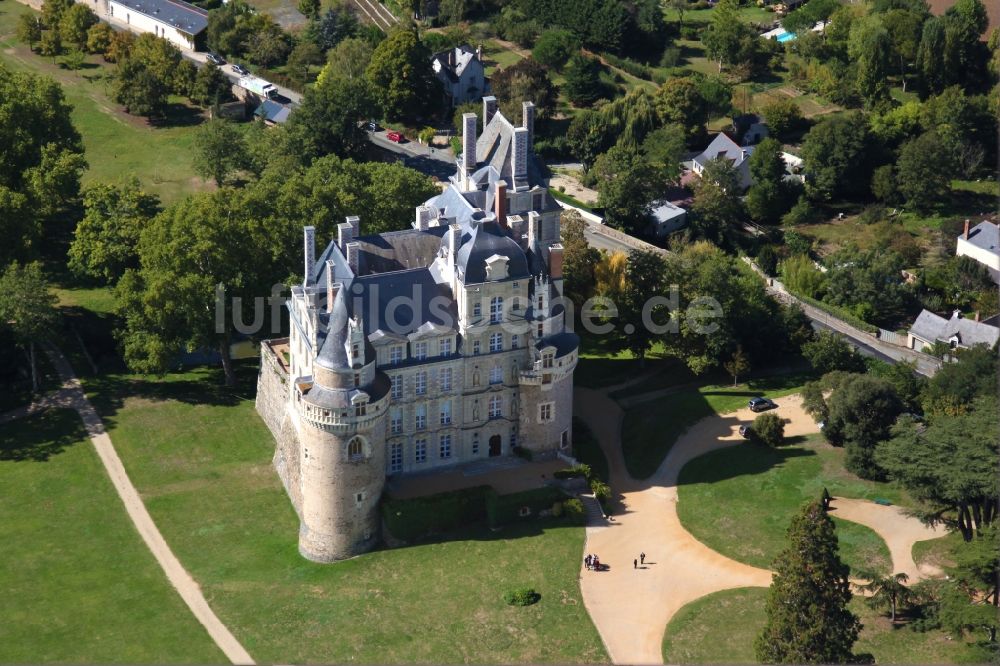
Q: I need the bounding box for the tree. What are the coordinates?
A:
[16,13,42,51]
[286,74,376,163]
[113,57,169,117]
[640,125,685,186]
[41,0,74,30]
[801,330,866,375]
[594,144,662,235]
[824,373,903,479]
[723,345,749,386]
[318,37,373,84]
[0,262,59,393]
[58,3,98,52]
[655,77,709,144]
[921,344,996,417]
[560,211,600,306]
[85,22,113,55]
[896,131,951,212]
[758,97,803,142]
[305,7,358,52]
[854,572,914,622]
[532,29,578,70]
[365,28,440,122]
[755,501,861,663]
[116,190,284,387]
[567,109,612,171]
[189,62,231,108]
[752,412,785,447]
[612,250,668,366]
[824,245,909,326]
[668,0,688,30]
[488,58,557,119]
[690,158,745,248]
[882,9,924,92]
[438,0,465,25]
[69,179,160,285]
[703,0,744,70]
[39,29,62,57]
[563,54,603,107]
[877,395,997,541]
[801,112,878,201]
[298,0,320,20]
[192,119,247,187]
[285,41,324,87]
[247,21,292,68]
[104,30,134,63]
[746,137,796,224]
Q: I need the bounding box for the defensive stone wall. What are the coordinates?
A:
[256,340,303,514]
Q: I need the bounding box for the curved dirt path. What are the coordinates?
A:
[40,346,255,665]
[574,388,943,665]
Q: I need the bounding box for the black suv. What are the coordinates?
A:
[206,52,226,66]
[748,397,776,412]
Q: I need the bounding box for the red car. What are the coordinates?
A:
[386,130,404,143]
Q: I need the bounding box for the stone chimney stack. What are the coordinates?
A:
[338,221,354,250]
[462,113,477,186]
[512,127,528,187]
[325,260,335,314]
[548,244,563,279]
[303,225,315,286]
[448,223,461,269]
[522,101,535,149]
[347,215,360,238]
[415,205,432,230]
[527,211,540,242]
[483,95,497,126]
[346,242,360,275]
[964,219,970,239]
[476,44,483,62]
[494,181,507,229]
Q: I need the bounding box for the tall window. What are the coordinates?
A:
[473,340,481,355]
[440,367,453,392]
[510,427,517,449]
[439,338,452,356]
[391,375,402,399]
[511,334,519,349]
[347,437,364,460]
[415,371,427,395]
[389,442,402,473]
[390,409,402,434]
[489,395,502,418]
[440,400,452,425]
[472,433,480,455]
[539,403,554,422]
[489,365,502,385]
[389,345,403,365]
[473,301,481,317]
[439,434,452,459]
[413,341,427,360]
[415,405,426,430]
[415,439,427,463]
[512,297,520,311]
[543,353,553,369]
[490,296,503,324]
[489,332,502,352]
[354,401,367,416]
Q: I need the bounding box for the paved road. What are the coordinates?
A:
[40,345,255,665]
[180,50,303,106]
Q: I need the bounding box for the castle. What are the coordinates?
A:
[256,97,579,562]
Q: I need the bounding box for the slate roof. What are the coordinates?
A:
[353,227,448,275]
[110,0,208,35]
[693,132,752,169]
[909,309,1000,348]
[254,100,290,124]
[455,220,530,284]
[960,221,1000,255]
[431,45,479,82]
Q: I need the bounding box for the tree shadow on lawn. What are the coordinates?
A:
[0,408,86,462]
[675,440,815,489]
[150,102,206,129]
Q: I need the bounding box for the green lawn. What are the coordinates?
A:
[83,364,608,663]
[0,1,209,205]
[0,408,224,663]
[913,530,963,572]
[662,586,988,664]
[620,372,813,479]
[676,435,916,575]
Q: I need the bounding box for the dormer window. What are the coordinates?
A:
[414,341,427,360]
[484,254,510,281]
[389,345,403,365]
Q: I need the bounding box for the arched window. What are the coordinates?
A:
[347,437,364,461]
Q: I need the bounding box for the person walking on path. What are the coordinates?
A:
[640,552,645,565]
[633,559,637,569]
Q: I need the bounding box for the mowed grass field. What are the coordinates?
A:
[0,408,224,663]
[0,1,208,205]
[662,586,989,664]
[85,364,607,663]
[675,435,915,575]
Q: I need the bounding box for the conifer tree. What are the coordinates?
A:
[755,501,861,663]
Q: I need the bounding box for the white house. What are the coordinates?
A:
[648,200,687,237]
[691,133,754,191]
[956,219,1000,284]
[106,0,208,51]
[907,309,999,352]
[431,44,487,107]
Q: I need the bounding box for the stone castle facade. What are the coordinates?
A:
[256,97,579,562]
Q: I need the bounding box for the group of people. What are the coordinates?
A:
[583,554,602,571]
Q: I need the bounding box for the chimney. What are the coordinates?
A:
[347,215,360,238]
[521,101,535,149]
[483,95,497,126]
[548,243,563,279]
[346,241,360,274]
[974,311,980,322]
[494,181,507,229]
[415,205,432,230]
[461,113,477,185]
[964,219,970,239]
[448,223,460,270]
[325,260,335,314]
[303,225,315,285]
[527,211,540,242]
[476,44,482,62]
[338,221,354,250]
[512,127,528,186]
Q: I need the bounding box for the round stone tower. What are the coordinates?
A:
[294,314,390,563]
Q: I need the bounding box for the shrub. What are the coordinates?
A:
[858,204,886,226]
[756,245,779,276]
[563,498,585,524]
[503,587,540,606]
[551,501,564,517]
[781,197,818,226]
[532,28,578,70]
[659,47,681,68]
[753,412,785,447]
[554,463,592,479]
[589,478,611,502]
[513,445,533,461]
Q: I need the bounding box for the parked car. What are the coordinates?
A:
[748,397,776,412]
[231,63,250,76]
[367,120,382,132]
[386,130,404,143]
[206,52,226,66]
[739,425,752,439]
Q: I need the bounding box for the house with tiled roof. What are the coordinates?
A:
[431,44,487,107]
[907,309,999,353]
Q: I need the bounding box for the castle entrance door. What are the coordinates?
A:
[488,435,501,457]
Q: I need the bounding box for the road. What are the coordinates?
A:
[181,50,303,106]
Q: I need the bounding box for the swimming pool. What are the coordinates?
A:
[776,30,797,42]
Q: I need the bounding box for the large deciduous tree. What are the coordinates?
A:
[755,501,861,663]
[611,249,668,366]
[365,27,441,122]
[895,131,952,212]
[489,58,557,119]
[192,118,248,187]
[801,329,866,375]
[560,211,601,306]
[594,143,662,235]
[746,137,797,224]
[286,74,377,163]
[0,262,59,393]
[689,158,745,249]
[801,112,879,201]
[823,373,903,479]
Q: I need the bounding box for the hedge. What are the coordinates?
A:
[486,486,567,527]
